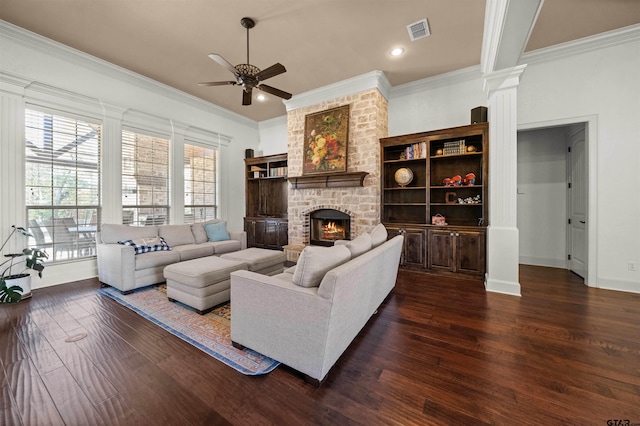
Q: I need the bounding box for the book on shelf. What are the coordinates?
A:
[269,166,288,177]
[443,139,466,155]
[404,142,427,160]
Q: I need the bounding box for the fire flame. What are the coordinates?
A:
[322,221,345,240]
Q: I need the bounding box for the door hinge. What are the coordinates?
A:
[568,218,571,224]
[568,254,571,260]
[568,146,571,153]
[568,182,572,189]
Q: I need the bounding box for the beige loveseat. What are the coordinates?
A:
[230,224,403,385]
[97,221,246,294]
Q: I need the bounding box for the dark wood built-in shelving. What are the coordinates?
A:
[244,153,288,250]
[380,122,489,278]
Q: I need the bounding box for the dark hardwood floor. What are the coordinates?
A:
[1,266,639,425]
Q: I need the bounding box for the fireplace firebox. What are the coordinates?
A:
[309,209,351,246]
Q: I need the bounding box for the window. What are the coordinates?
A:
[25,108,101,262]
[184,143,217,223]
[122,130,170,226]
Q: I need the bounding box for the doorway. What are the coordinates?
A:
[517,122,588,282]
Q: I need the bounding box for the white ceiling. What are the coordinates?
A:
[1,0,638,122]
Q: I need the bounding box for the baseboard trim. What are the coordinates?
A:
[519,256,567,269]
[485,277,521,296]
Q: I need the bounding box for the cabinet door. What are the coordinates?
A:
[276,221,289,248]
[385,226,426,269]
[263,220,279,249]
[254,219,267,248]
[455,230,486,275]
[427,229,454,272]
[244,219,256,248]
[404,228,427,269]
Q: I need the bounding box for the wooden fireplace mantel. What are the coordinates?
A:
[288,171,369,189]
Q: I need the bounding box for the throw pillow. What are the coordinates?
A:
[191,223,208,244]
[204,221,230,242]
[292,245,351,288]
[345,233,372,258]
[158,224,195,247]
[117,236,171,254]
[370,223,388,247]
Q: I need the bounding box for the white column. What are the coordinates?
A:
[0,75,29,252]
[484,65,526,296]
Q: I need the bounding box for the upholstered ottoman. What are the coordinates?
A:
[220,248,286,276]
[164,256,247,314]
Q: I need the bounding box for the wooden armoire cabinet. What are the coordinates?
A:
[244,153,288,250]
[380,123,488,278]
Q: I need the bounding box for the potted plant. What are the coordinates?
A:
[0,225,48,303]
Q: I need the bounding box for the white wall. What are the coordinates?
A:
[517,127,568,268]
[258,115,288,155]
[0,21,260,288]
[388,67,487,136]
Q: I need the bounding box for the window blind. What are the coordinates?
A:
[122,130,170,226]
[25,108,101,262]
[184,143,218,223]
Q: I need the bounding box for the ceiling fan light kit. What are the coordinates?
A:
[199,17,292,106]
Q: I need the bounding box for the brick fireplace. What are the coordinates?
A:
[286,87,388,246]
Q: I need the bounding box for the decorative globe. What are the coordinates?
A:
[394,167,413,187]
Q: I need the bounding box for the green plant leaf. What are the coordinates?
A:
[0,279,23,303]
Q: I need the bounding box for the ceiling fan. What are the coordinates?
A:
[199,17,292,106]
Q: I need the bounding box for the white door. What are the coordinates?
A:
[568,126,587,279]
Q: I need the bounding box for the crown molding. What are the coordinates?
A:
[22,79,106,119]
[521,23,640,65]
[284,70,391,112]
[390,65,483,99]
[0,19,257,129]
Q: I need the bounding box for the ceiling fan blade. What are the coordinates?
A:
[208,53,240,76]
[257,84,292,100]
[242,87,253,106]
[255,63,286,81]
[198,81,237,86]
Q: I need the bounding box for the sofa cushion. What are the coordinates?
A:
[211,239,242,254]
[172,243,215,261]
[191,223,209,244]
[345,233,372,258]
[159,224,195,247]
[370,223,387,247]
[118,236,171,254]
[205,221,230,242]
[292,245,351,288]
[134,250,181,270]
[101,223,158,244]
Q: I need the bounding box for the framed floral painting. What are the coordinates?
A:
[303,105,349,175]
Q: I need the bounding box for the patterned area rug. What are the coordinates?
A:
[99,285,279,375]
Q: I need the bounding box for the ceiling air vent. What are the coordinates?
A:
[407,19,430,41]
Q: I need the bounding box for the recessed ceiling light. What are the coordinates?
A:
[390,47,405,57]
[256,94,267,101]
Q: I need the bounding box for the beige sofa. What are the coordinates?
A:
[230,224,403,385]
[97,221,246,294]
